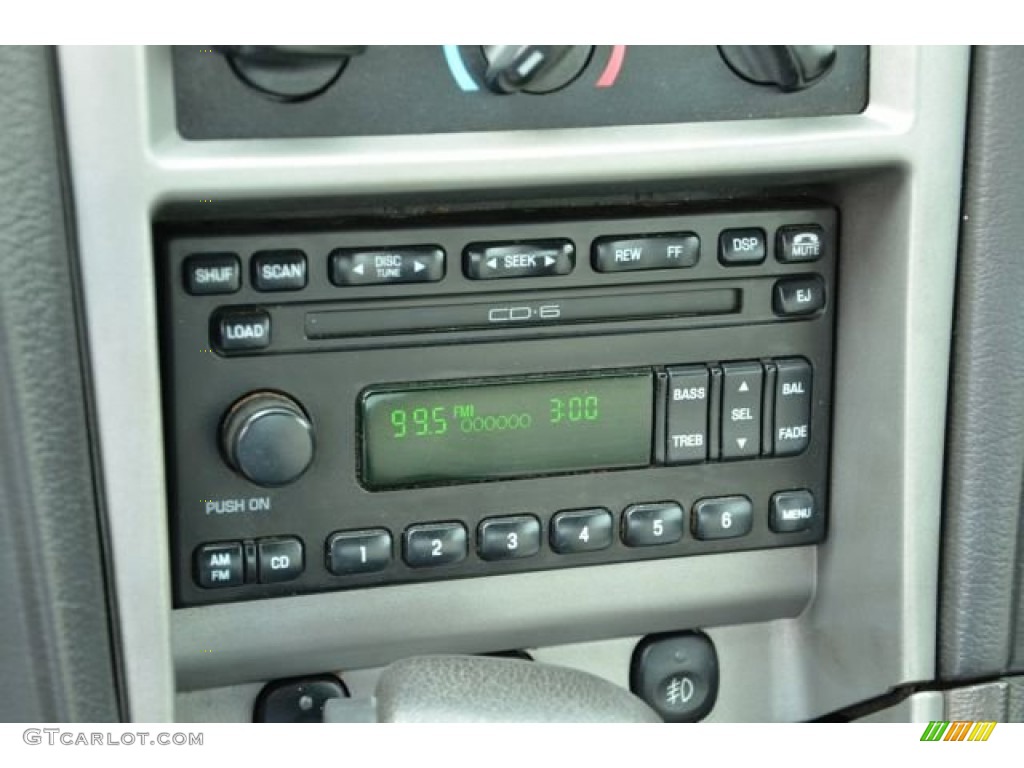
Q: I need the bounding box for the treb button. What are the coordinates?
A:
[464,239,574,280]
[592,233,700,273]
[330,246,445,286]
[666,366,709,464]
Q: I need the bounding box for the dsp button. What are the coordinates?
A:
[774,358,813,456]
[592,233,699,273]
[718,228,766,265]
[721,361,762,459]
[184,253,241,295]
[213,308,271,352]
[665,366,709,464]
[403,522,467,568]
[252,249,307,292]
[258,537,304,583]
[773,275,825,316]
[195,542,244,588]
[464,239,574,280]
[330,246,444,286]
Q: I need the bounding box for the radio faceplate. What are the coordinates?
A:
[161,207,836,607]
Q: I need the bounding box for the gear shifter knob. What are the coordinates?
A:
[324,655,662,723]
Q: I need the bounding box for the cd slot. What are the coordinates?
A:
[305,286,740,340]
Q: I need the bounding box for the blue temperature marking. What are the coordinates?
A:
[443,45,479,92]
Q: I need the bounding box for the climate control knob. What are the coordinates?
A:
[221,392,315,487]
[481,46,593,94]
[718,46,836,92]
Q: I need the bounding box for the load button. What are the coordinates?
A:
[213,309,271,353]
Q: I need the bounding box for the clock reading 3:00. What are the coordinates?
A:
[389,393,600,439]
[361,372,653,489]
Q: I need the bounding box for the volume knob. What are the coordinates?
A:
[221,392,315,487]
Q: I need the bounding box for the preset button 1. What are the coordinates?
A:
[327,529,392,575]
[330,246,445,286]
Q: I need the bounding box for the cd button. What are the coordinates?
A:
[258,537,304,584]
[330,246,445,286]
[464,240,574,280]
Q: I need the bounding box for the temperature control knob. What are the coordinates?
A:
[718,46,836,92]
[221,392,315,487]
[481,46,593,94]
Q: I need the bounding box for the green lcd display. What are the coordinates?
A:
[361,372,654,489]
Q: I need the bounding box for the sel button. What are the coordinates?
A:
[721,362,762,459]
[258,537,304,583]
[464,240,574,280]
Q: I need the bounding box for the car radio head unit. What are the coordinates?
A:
[159,206,835,606]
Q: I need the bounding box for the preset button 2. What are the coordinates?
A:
[403,522,468,568]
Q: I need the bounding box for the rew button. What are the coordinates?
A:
[592,233,700,272]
